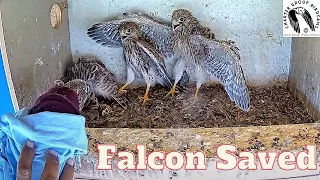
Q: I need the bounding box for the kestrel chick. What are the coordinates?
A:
[54,79,111,115]
[87,12,190,88]
[118,22,173,105]
[64,57,128,109]
[168,9,250,111]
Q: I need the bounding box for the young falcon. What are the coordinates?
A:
[118,21,173,105]
[167,9,250,112]
[54,79,111,115]
[87,12,190,89]
[63,56,128,109]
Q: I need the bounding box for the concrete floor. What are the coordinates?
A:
[68,0,292,86]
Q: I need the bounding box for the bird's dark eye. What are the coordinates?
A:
[126,28,131,33]
[179,17,185,22]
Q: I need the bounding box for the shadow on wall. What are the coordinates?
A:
[0,48,14,115]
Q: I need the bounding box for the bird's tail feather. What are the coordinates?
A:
[94,84,129,109]
[176,71,189,92]
[111,93,129,109]
[162,74,174,89]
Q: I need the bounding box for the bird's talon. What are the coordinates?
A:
[193,88,200,101]
[139,95,150,105]
[165,88,177,98]
[119,88,127,94]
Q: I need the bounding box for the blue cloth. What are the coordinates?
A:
[0,107,88,180]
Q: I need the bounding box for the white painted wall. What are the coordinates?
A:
[68,0,292,86]
[289,38,320,119]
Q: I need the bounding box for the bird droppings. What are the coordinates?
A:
[35,57,44,66]
[282,138,293,147]
[83,84,315,128]
[164,132,174,139]
[50,32,62,55]
[58,62,62,73]
[247,139,265,151]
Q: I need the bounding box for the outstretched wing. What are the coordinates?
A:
[87,12,173,57]
[191,35,250,111]
[87,21,122,47]
[301,9,315,31]
[288,9,300,33]
[136,39,173,89]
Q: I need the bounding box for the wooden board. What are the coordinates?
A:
[74,123,320,179]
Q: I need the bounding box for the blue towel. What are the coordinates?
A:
[0,107,88,180]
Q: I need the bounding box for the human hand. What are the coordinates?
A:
[16,140,75,180]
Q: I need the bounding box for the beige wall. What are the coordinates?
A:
[289,38,320,120]
[0,0,72,109]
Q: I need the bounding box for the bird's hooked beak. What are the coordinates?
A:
[172,20,181,31]
[119,31,128,39]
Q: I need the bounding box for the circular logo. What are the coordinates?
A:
[283,1,320,35]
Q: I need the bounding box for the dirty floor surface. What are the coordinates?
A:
[83,84,315,128]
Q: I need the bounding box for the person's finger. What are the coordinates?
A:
[16,140,35,180]
[59,158,75,180]
[41,150,59,180]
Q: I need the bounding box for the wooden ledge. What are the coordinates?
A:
[74,123,320,179]
[85,123,320,157]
